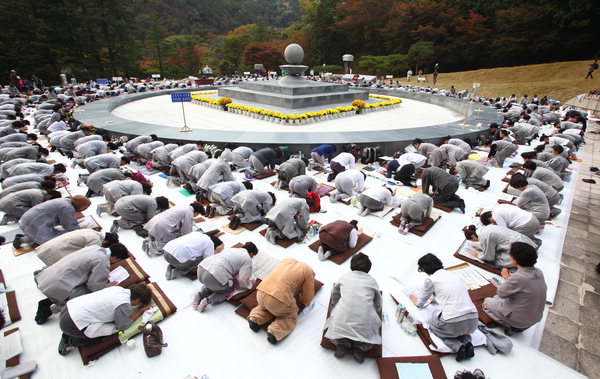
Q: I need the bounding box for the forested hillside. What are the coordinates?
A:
[0,0,597,84]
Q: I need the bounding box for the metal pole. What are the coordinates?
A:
[460,100,471,127]
[180,101,192,132]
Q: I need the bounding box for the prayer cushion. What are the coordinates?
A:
[4,328,32,379]
[111,258,150,288]
[259,229,298,248]
[376,355,448,379]
[389,213,440,236]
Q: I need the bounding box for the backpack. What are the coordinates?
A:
[139,322,167,358]
[360,146,381,164]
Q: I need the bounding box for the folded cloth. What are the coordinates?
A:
[477,323,513,355]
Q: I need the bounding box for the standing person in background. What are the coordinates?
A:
[585,60,598,79]
[406,69,413,82]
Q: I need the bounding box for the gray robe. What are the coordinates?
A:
[456,160,488,188]
[35,246,110,302]
[36,229,103,266]
[86,168,125,194]
[170,150,208,184]
[515,185,550,223]
[448,139,471,153]
[422,167,461,209]
[477,225,537,268]
[125,135,152,155]
[150,143,177,167]
[103,180,143,207]
[418,143,438,159]
[114,195,157,229]
[440,144,468,166]
[8,162,53,177]
[221,147,252,167]
[0,188,45,218]
[530,167,563,192]
[0,181,42,199]
[231,190,274,223]
[208,181,246,215]
[547,156,570,177]
[144,205,193,249]
[135,141,164,160]
[2,146,37,161]
[168,144,198,161]
[76,140,107,159]
[84,154,120,173]
[73,135,102,148]
[483,267,547,329]
[0,133,27,143]
[197,159,234,192]
[276,158,306,187]
[527,178,560,207]
[324,271,382,345]
[19,198,79,245]
[264,198,309,239]
[0,158,34,179]
[491,140,517,167]
[2,173,44,189]
[400,193,433,226]
[289,175,317,198]
[59,131,85,152]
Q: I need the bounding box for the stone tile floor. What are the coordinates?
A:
[540,120,600,379]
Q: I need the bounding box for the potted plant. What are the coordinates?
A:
[217,97,232,111]
[352,99,366,114]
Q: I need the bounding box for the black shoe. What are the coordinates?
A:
[205,205,213,218]
[12,234,24,249]
[135,228,149,238]
[66,152,73,159]
[248,320,260,333]
[458,200,466,214]
[465,341,475,359]
[35,298,53,325]
[185,183,195,194]
[229,216,241,230]
[334,344,347,358]
[85,189,95,198]
[456,344,467,362]
[504,326,526,336]
[484,180,491,189]
[50,146,57,152]
[352,347,365,363]
[0,236,5,245]
[208,206,216,218]
[58,334,73,356]
[266,333,278,345]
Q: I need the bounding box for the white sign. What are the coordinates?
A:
[151,74,161,78]
[473,82,480,88]
[112,77,123,81]
[385,75,393,79]
[243,72,251,75]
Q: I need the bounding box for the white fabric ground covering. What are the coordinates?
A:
[0,135,586,379]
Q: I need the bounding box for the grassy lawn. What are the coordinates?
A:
[411,60,599,103]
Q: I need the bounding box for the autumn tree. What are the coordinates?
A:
[243,42,283,70]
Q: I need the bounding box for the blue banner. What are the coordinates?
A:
[171,92,192,102]
[96,79,110,85]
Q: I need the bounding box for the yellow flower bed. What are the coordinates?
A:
[191,91,401,121]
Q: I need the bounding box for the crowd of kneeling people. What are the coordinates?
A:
[0,90,586,367]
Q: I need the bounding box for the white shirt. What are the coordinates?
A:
[492,203,534,229]
[401,152,427,166]
[363,186,393,206]
[338,169,364,192]
[331,152,356,169]
[549,136,570,146]
[47,120,68,133]
[562,129,581,137]
[199,248,253,289]
[163,232,214,263]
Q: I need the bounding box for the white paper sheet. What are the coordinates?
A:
[0,329,23,361]
[0,292,12,327]
[395,363,433,379]
[108,266,130,284]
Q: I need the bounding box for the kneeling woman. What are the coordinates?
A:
[464,224,537,268]
[398,193,433,235]
[317,220,361,261]
[483,242,547,335]
[324,253,381,363]
[410,254,478,362]
[194,242,258,312]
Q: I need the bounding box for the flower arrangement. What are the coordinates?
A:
[352,99,366,108]
[217,97,232,106]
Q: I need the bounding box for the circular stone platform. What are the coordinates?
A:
[75,87,502,154]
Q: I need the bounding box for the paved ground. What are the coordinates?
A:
[540,120,600,379]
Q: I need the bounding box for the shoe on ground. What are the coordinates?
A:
[334,344,347,358]
[455,344,467,362]
[352,347,365,363]
[248,320,261,333]
[58,334,73,356]
[208,206,216,218]
[229,216,241,230]
[184,183,195,194]
[484,180,491,189]
[85,189,94,198]
[204,205,212,217]
[465,341,475,359]
[267,333,278,345]
[192,293,202,310]
[197,298,210,312]
[165,264,176,280]
[35,298,53,325]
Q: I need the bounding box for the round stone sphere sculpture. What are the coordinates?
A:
[284,44,304,65]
